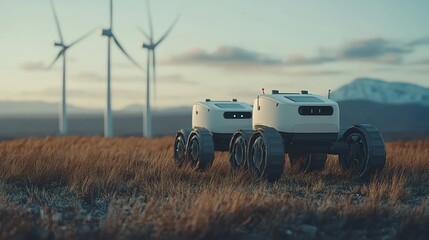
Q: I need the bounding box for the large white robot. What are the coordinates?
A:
[174,90,386,181]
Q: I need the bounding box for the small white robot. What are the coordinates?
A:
[174,99,253,170]
[174,90,386,181]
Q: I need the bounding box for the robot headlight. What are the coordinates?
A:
[223,111,252,119]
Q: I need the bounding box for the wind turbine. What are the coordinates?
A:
[102,0,142,137]
[49,0,95,135]
[139,1,179,138]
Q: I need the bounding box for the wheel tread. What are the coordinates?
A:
[186,127,215,170]
[339,124,386,179]
[248,127,285,182]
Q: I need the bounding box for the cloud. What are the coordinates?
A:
[159,74,195,84]
[20,61,47,71]
[18,88,103,99]
[74,72,193,84]
[341,39,409,58]
[338,38,410,64]
[286,37,429,66]
[168,46,283,67]
[17,87,144,102]
[286,55,336,66]
[407,37,429,47]
[74,72,143,82]
[410,58,429,65]
[286,38,416,66]
[167,36,429,70]
[285,70,344,76]
[75,72,105,82]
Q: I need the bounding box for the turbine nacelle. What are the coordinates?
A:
[54,42,66,48]
[143,42,155,49]
[102,28,113,37]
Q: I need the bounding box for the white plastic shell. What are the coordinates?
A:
[192,101,253,134]
[252,93,340,133]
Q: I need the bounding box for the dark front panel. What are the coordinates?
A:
[298,106,334,116]
[223,112,252,119]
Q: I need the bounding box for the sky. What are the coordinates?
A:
[1,0,429,110]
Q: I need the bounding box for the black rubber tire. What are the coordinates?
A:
[339,124,386,180]
[247,127,285,182]
[186,128,215,171]
[289,153,327,172]
[229,130,253,172]
[174,129,191,167]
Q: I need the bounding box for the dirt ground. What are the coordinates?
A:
[0,137,428,239]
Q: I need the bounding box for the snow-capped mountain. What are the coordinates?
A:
[331,78,429,106]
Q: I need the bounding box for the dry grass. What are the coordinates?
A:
[0,137,429,239]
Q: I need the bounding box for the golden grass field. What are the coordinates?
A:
[0,137,428,239]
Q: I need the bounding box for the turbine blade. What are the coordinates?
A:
[69,28,97,48]
[109,0,113,29]
[50,0,64,43]
[48,49,65,69]
[152,49,157,100]
[147,49,151,76]
[146,50,151,108]
[147,50,150,96]
[146,0,154,42]
[154,15,179,47]
[138,27,151,41]
[112,34,142,70]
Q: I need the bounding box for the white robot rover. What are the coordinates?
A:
[174,90,386,181]
[173,99,253,170]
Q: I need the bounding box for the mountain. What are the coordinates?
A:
[118,104,191,115]
[0,101,192,139]
[0,101,191,117]
[338,100,429,132]
[332,78,429,106]
[0,101,101,116]
[1,78,429,140]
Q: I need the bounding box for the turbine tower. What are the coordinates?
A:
[102,0,142,137]
[49,0,95,135]
[140,1,179,138]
